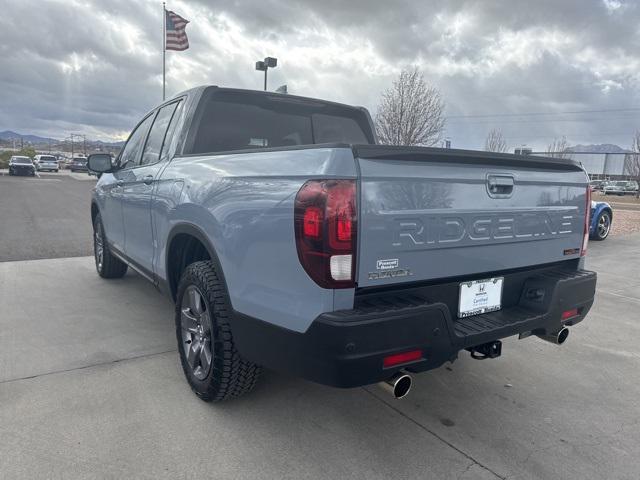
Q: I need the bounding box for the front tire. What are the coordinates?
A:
[93,213,128,278]
[175,261,261,402]
[591,210,611,241]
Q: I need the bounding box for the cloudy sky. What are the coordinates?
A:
[0,0,638,150]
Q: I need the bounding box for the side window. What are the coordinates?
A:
[119,114,154,169]
[160,100,185,162]
[141,101,180,166]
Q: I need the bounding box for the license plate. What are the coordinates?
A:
[458,277,504,318]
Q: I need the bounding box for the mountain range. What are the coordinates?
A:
[0,130,124,147]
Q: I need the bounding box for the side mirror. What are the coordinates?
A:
[87,153,113,173]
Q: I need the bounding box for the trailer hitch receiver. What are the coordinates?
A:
[467,340,502,360]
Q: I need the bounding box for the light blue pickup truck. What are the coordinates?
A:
[88,86,597,401]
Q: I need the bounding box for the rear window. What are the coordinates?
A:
[189,90,374,155]
[12,157,31,164]
[40,156,56,162]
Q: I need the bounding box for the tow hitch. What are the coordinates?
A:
[467,340,502,360]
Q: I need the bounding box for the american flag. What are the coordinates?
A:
[165,10,189,51]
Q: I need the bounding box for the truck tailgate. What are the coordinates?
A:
[354,146,589,288]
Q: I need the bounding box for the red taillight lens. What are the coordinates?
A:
[581,186,591,257]
[561,308,579,320]
[294,179,357,288]
[383,350,423,368]
[303,206,322,238]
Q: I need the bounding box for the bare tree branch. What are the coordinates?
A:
[375,68,446,147]
[484,128,508,153]
[624,129,640,197]
[546,136,570,159]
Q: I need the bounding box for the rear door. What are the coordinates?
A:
[355,146,589,288]
[120,100,181,275]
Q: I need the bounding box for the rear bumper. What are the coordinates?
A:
[232,268,596,388]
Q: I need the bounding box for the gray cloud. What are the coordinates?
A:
[0,0,638,150]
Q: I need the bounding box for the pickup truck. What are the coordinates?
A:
[88,86,597,402]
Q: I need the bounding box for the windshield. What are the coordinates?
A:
[40,156,56,162]
[189,90,374,154]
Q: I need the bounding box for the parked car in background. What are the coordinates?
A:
[34,154,60,172]
[88,86,596,402]
[590,201,613,241]
[70,157,88,172]
[8,156,36,176]
[589,180,606,192]
[603,180,639,196]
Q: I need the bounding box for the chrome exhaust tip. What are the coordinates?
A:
[379,372,412,399]
[536,327,569,345]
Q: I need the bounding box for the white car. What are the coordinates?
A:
[34,154,59,172]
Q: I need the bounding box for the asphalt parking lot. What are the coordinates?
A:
[0,171,95,261]
[1,174,639,479]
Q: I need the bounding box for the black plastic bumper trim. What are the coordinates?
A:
[231,269,596,388]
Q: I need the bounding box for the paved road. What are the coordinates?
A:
[0,172,95,262]
[0,235,638,479]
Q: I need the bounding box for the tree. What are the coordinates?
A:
[484,128,508,153]
[375,68,446,147]
[546,136,570,158]
[624,129,640,198]
[0,147,36,168]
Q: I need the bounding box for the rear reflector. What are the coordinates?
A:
[561,308,579,320]
[383,350,423,368]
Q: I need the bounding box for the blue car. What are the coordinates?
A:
[590,201,613,241]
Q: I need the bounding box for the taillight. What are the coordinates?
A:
[581,186,591,257]
[294,179,357,288]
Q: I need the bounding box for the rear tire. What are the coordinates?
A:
[93,213,128,278]
[175,261,261,402]
[591,210,611,241]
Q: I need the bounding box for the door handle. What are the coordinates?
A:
[143,175,154,185]
[486,174,514,198]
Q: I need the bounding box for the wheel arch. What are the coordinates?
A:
[165,223,229,303]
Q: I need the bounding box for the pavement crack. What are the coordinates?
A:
[362,387,506,480]
[456,460,476,480]
[0,349,177,385]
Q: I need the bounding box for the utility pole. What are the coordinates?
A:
[68,133,87,157]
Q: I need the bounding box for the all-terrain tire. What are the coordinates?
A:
[93,212,128,278]
[175,260,261,402]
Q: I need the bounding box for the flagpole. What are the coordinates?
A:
[162,2,166,101]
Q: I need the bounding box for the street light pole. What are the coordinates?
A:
[255,57,277,91]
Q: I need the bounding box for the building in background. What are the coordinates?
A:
[531,151,633,180]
